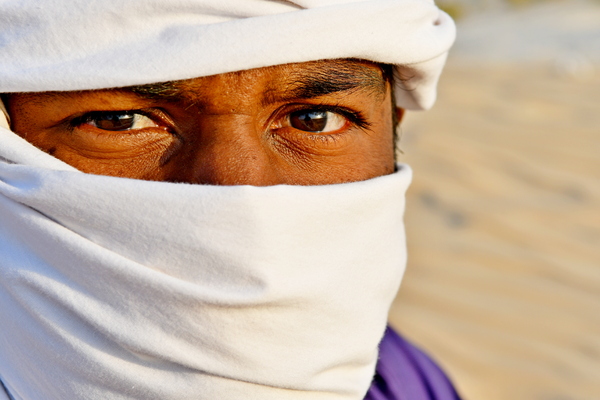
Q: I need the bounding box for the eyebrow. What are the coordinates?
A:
[5,81,185,105]
[263,62,388,105]
[127,81,182,101]
[124,61,389,105]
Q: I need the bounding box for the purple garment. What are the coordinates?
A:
[365,327,462,400]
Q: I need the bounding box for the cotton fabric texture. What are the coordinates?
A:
[0,0,455,110]
[0,126,412,400]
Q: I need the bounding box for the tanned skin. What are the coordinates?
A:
[5,59,403,186]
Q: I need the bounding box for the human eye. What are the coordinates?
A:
[276,106,370,134]
[63,108,180,165]
[73,110,165,132]
[288,109,347,133]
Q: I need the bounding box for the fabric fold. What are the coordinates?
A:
[0,125,412,400]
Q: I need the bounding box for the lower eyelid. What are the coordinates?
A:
[74,123,169,138]
[270,126,353,152]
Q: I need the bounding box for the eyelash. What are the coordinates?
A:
[290,105,371,131]
[68,105,371,134]
[69,110,155,128]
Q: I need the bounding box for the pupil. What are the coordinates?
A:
[95,113,135,131]
[290,110,328,132]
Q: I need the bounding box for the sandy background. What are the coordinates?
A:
[388,1,600,399]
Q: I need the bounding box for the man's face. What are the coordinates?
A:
[5,59,398,186]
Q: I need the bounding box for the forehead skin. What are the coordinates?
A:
[129,59,389,104]
[5,59,397,186]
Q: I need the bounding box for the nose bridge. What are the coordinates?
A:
[186,114,275,186]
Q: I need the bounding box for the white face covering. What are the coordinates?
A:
[0,125,411,400]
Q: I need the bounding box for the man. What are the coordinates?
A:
[0,0,457,399]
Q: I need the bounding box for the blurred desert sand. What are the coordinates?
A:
[388,1,600,399]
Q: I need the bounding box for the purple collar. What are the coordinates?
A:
[365,327,462,400]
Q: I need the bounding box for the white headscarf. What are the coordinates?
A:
[0,103,8,130]
[0,1,453,399]
[0,0,455,110]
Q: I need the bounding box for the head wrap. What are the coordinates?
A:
[0,0,455,109]
[0,1,452,399]
[0,102,8,130]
